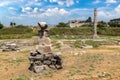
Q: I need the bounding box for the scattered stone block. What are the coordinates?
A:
[98,72,111,78]
[81,45,93,49]
[36,45,52,54]
[2,43,20,52]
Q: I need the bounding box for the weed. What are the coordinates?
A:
[89,64,95,72]
[73,41,82,48]
[85,40,101,48]
[16,78,25,80]
[4,67,8,71]
[44,71,53,78]
[55,43,61,49]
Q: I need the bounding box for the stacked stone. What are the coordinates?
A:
[36,22,51,54]
[28,22,62,73]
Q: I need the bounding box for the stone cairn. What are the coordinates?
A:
[28,22,62,73]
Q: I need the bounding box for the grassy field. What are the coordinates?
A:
[0,26,120,80]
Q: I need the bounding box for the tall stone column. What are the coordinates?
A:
[92,8,100,39]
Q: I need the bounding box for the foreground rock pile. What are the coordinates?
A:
[29,50,62,73]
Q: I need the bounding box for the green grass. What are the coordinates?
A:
[1,58,26,63]
[0,26,38,39]
[55,43,61,49]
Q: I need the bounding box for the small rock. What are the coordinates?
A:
[64,35,68,38]
[74,53,79,56]
[98,72,111,78]
[118,42,120,45]
[81,45,93,49]
[2,43,20,52]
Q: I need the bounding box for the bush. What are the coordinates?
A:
[56,22,70,27]
[0,23,4,29]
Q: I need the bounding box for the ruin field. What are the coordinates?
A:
[0,38,120,80]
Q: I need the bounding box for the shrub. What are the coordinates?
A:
[56,22,70,27]
[0,23,4,29]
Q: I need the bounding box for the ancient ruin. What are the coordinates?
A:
[2,43,20,52]
[68,17,92,28]
[28,22,62,73]
[92,8,100,39]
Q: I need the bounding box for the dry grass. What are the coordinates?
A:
[0,40,120,80]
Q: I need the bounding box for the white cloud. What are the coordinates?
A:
[0,1,11,7]
[35,0,39,2]
[8,16,22,20]
[66,0,74,7]
[93,0,101,4]
[20,0,24,2]
[97,4,120,21]
[115,4,120,12]
[49,0,57,2]
[106,0,116,3]
[58,1,64,5]
[9,7,16,10]
[33,7,39,13]
[49,0,65,5]
[19,7,70,25]
[98,11,114,21]
[20,7,69,18]
[22,7,32,13]
[49,0,75,6]
[25,1,42,6]
[0,0,25,7]
[40,7,69,17]
[76,0,80,3]
[44,0,48,2]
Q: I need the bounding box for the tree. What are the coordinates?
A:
[10,22,16,27]
[56,22,70,27]
[86,17,92,23]
[10,22,13,27]
[13,22,16,26]
[0,23,4,29]
[97,21,108,29]
[108,18,120,27]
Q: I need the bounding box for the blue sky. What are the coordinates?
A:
[0,0,120,26]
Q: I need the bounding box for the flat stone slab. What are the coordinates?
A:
[39,37,51,46]
[36,45,51,54]
[81,45,93,49]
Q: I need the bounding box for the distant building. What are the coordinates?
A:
[68,20,91,28]
[110,18,120,24]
